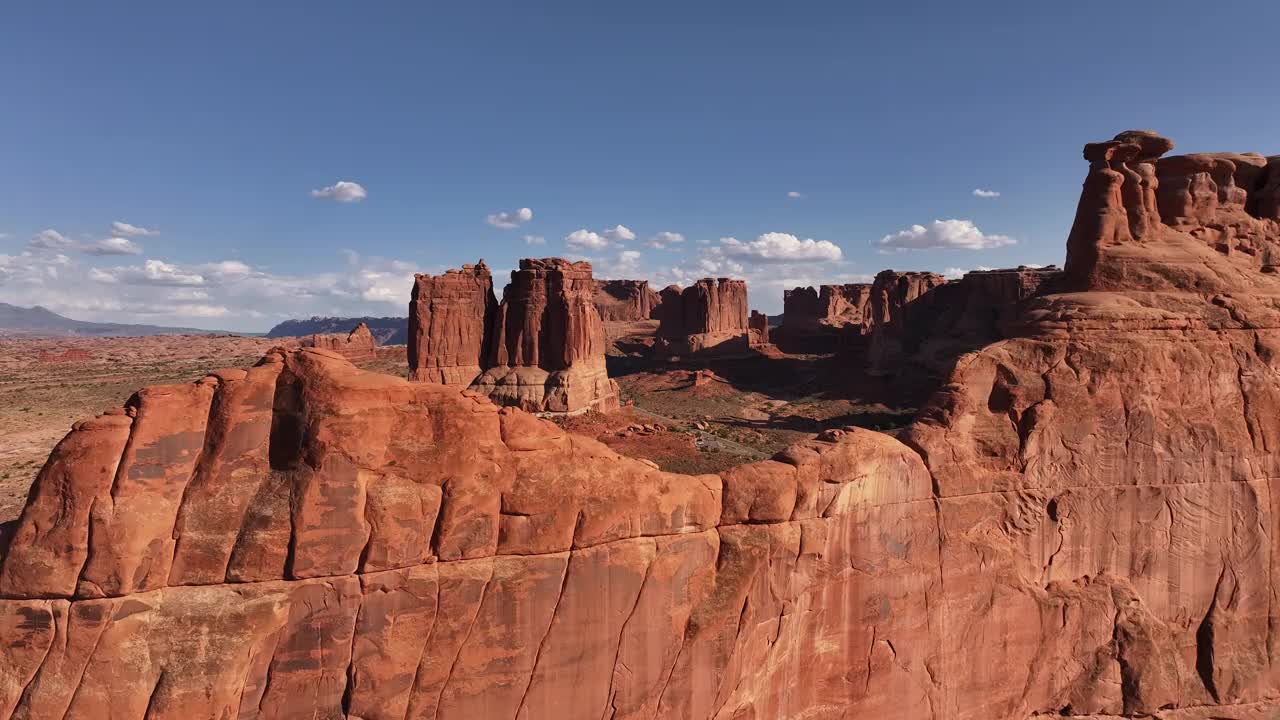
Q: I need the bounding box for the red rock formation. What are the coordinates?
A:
[867,265,1061,381]
[407,262,497,384]
[300,321,377,362]
[778,283,874,351]
[6,131,1280,720]
[475,258,620,413]
[594,279,661,321]
[656,278,750,355]
[747,310,770,346]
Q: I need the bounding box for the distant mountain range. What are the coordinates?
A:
[0,303,227,337]
[266,316,408,345]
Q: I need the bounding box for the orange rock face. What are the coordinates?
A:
[299,321,378,362]
[778,283,875,351]
[747,310,770,346]
[408,259,619,413]
[408,262,497,384]
[656,278,750,355]
[4,131,1280,720]
[594,279,661,321]
[476,258,620,413]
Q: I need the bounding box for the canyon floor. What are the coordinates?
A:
[0,327,914,522]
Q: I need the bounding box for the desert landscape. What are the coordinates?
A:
[4,130,1280,718]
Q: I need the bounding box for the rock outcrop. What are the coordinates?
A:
[867,266,1061,381]
[407,262,497,385]
[5,131,1280,720]
[656,278,750,355]
[747,310,770,346]
[474,258,620,414]
[299,321,377,362]
[409,259,619,413]
[594,279,661,322]
[268,316,409,345]
[778,283,874,351]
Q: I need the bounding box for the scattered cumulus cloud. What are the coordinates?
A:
[486,207,533,229]
[602,224,635,242]
[523,235,546,245]
[111,221,158,236]
[83,237,143,256]
[787,191,804,199]
[719,232,844,263]
[89,259,206,286]
[565,229,610,251]
[646,231,684,249]
[972,189,1001,198]
[27,229,74,252]
[876,219,1015,251]
[310,180,368,203]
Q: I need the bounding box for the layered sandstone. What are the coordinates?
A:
[4,131,1280,720]
[407,262,497,384]
[656,278,750,355]
[778,283,874,351]
[594,279,661,321]
[300,321,377,362]
[747,310,770,346]
[474,258,620,413]
[867,265,1061,380]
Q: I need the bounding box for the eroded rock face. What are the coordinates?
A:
[300,321,377,362]
[476,258,620,413]
[748,310,770,346]
[656,278,750,355]
[867,266,1062,382]
[4,131,1280,720]
[594,279,661,321]
[408,262,497,384]
[777,283,874,351]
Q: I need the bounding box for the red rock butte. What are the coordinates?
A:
[4,131,1280,719]
[594,279,661,322]
[409,257,620,414]
[656,277,751,355]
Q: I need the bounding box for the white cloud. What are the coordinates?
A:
[486,207,534,229]
[27,229,74,252]
[876,219,1016,251]
[787,191,804,199]
[719,232,843,263]
[602,224,635,242]
[90,259,206,286]
[523,235,546,245]
[565,229,610,251]
[310,180,368,203]
[83,237,143,256]
[111,221,158,236]
[972,189,1001,198]
[0,247,434,331]
[646,231,685,249]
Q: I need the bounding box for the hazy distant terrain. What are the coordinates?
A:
[267,316,408,344]
[0,303,220,337]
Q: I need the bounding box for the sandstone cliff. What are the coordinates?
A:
[407,262,498,385]
[475,258,620,413]
[3,131,1280,719]
[594,279,661,322]
[656,278,750,355]
[409,259,619,413]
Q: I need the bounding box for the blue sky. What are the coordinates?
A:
[2,0,1278,331]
